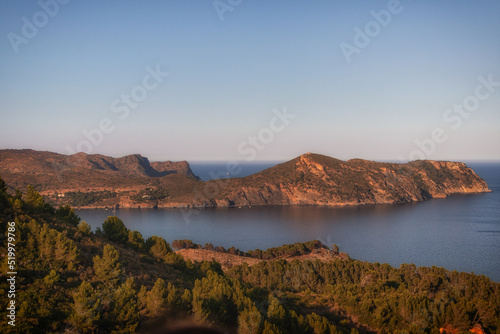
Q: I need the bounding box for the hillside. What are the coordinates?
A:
[0,149,201,208]
[0,149,198,179]
[198,153,491,207]
[0,150,490,208]
[0,179,499,333]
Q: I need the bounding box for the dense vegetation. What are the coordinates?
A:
[130,187,170,203]
[0,178,499,333]
[64,190,118,207]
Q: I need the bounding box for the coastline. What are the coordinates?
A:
[69,187,492,210]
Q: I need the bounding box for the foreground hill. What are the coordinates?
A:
[0,150,490,208]
[0,179,498,333]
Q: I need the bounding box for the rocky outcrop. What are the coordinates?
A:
[69,152,161,177]
[151,160,199,179]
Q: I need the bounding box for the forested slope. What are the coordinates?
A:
[0,177,498,333]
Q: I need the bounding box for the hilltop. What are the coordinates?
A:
[0,150,490,208]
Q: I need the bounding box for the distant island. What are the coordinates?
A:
[0,149,490,209]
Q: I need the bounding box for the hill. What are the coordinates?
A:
[0,178,498,333]
[199,152,490,207]
[175,247,348,271]
[0,150,490,208]
[0,149,201,208]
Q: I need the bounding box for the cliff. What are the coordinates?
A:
[151,160,199,179]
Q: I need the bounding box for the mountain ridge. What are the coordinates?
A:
[0,148,199,178]
[0,149,200,203]
[0,149,491,208]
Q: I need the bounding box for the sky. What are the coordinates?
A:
[0,0,499,162]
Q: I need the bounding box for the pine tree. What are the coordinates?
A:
[180,289,193,313]
[146,235,173,260]
[71,281,101,333]
[102,216,128,243]
[145,278,167,318]
[93,244,122,283]
[108,278,140,333]
[43,270,60,286]
[78,221,92,235]
[55,204,81,226]
[128,230,144,250]
[266,297,287,329]
[262,320,284,334]
[307,313,332,334]
[237,306,262,334]
[24,185,45,208]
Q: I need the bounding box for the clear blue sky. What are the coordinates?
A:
[1,0,499,162]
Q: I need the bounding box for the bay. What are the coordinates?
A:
[77,162,500,282]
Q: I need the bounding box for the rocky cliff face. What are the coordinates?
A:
[195,153,490,208]
[151,160,199,179]
[69,152,160,177]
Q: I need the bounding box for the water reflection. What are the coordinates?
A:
[76,163,500,282]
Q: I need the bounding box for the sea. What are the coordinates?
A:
[77,162,500,282]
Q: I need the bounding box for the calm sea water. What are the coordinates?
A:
[190,162,281,181]
[77,162,500,282]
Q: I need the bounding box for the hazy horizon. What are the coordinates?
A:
[1,1,499,163]
[3,147,500,165]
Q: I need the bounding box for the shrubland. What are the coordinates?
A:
[0,178,498,333]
